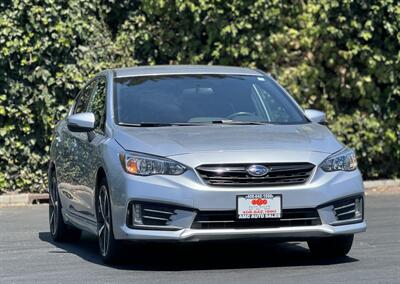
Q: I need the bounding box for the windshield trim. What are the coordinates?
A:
[115,72,259,79]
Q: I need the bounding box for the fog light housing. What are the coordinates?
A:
[354,197,363,219]
[330,196,364,225]
[132,203,143,225]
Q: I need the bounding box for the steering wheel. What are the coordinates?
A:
[227,112,255,119]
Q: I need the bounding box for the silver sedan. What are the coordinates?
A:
[48,65,366,263]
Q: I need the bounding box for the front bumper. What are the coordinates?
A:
[118,221,367,241]
[107,155,366,240]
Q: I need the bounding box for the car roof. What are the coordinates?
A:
[110,65,263,78]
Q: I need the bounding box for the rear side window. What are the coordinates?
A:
[74,81,96,114]
[87,77,107,133]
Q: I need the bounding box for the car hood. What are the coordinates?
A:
[114,123,343,158]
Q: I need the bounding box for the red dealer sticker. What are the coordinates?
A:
[237,194,282,219]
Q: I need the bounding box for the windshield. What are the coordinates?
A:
[114,74,308,125]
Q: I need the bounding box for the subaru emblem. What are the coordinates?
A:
[246,165,270,177]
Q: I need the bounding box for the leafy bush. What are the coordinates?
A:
[0,0,399,193]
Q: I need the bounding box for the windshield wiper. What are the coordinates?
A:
[118,120,269,127]
[118,122,204,127]
[118,122,172,127]
[210,120,268,125]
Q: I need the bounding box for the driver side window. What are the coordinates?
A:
[87,77,107,133]
[73,81,96,114]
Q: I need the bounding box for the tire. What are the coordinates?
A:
[97,179,122,264]
[49,172,82,242]
[307,234,354,257]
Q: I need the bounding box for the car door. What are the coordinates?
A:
[58,80,96,219]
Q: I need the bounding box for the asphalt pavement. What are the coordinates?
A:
[0,195,399,284]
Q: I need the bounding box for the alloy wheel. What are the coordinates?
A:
[49,176,59,236]
[98,185,111,256]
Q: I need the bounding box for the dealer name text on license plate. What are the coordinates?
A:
[237,194,282,219]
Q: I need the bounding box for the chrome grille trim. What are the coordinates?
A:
[334,202,355,211]
[197,220,235,224]
[143,208,175,215]
[196,163,315,186]
[280,217,320,221]
[336,209,356,217]
[332,199,357,221]
[142,215,170,221]
[191,209,321,229]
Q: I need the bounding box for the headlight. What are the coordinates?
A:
[119,152,186,176]
[320,147,357,172]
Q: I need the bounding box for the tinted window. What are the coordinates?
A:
[114,75,307,124]
[74,81,96,114]
[87,77,107,132]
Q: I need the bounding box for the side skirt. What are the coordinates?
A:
[62,208,98,236]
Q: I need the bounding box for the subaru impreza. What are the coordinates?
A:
[49,65,366,263]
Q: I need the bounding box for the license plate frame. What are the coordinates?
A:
[236,193,282,220]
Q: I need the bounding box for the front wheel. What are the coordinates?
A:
[307,234,354,257]
[97,179,122,264]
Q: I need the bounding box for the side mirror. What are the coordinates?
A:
[304,109,326,124]
[67,112,95,132]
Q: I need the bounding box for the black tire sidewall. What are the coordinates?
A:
[49,173,65,240]
[308,234,354,257]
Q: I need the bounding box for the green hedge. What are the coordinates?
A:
[1,0,399,193]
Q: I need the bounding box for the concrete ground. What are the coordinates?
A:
[0,195,399,284]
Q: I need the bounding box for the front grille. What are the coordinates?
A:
[191,209,321,229]
[196,163,315,186]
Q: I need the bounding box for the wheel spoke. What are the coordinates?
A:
[53,182,58,208]
[103,226,107,253]
[98,186,112,256]
[49,183,56,206]
[53,200,58,229]
[99,192,105,221]
[103,192,108,253]
[49,189,54,206]
[54,212,57,229]
[103,192,108,222]
[99,224,105,237]
[50,210,54,226]
[49,177,59,235]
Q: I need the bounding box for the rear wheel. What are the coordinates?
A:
[97,179,122,264]
[307,234,354,257]
[49,172,81,242]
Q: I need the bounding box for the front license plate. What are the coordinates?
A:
[237,194,282,219]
